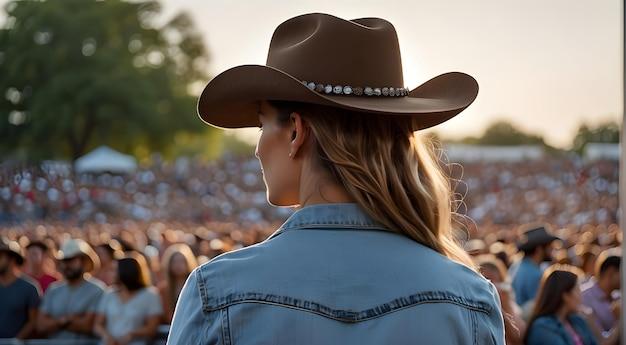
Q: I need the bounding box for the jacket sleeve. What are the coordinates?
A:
[166,267,221,345]
[477,281,506,345]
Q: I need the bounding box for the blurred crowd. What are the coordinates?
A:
[0,155,618,230]
[456,157,618,231]
[0,219,276,344]
[0,154,621,345]
[0,155,292,225]
[0,221,621,344]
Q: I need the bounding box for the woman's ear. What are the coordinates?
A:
[289,112,308,158]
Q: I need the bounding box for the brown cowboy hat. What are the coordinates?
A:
[198,13,479,130]
[516,225,561,252]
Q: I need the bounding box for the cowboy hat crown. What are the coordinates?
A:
[268,14,404,90]
[517,225,560,252]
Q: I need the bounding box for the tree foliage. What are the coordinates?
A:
[0,0,215,160]
[572,121,620,154]
[457,120,546,146]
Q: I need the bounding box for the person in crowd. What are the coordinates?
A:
[477,255,526,345]
[577,244,600,284]
[168,13,504,344]
[94,251,163,345]
[25,240,59,292]
[158,243,198,324]
[490,241,512,268]
[0,237,40,339]
[512,225,560,308]
[525,265,599,345]
[581,248,621,335]
[94,241,124,286]
[465,239,488,256]
[555,248,574,265]
[37,238,105,340]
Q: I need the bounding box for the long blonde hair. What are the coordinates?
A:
[270,101,474,269]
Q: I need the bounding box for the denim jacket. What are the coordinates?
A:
[167,203,505,344]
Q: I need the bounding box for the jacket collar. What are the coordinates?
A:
[267,203,391,240]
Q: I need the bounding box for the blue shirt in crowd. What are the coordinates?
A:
[0,275,41,338]
[526,314,598,345]
[512,257,543,306]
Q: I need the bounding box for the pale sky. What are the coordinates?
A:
[3,0,623,148]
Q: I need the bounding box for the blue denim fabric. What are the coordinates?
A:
[167,203,505,344]
[526,314,598,345]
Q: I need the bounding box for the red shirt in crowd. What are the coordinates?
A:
[28,273,58,293]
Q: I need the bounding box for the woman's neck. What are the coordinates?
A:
[556,306,570,324]
[120,286,140,299]
[298,166,353,207]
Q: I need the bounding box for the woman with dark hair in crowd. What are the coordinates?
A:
[94,241,123,286]
[158,243,198,324]
[525,265,598,345]
[93,252,162,345]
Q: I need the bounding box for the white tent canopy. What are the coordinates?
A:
[74,146,138,174]
[443,144,545,162]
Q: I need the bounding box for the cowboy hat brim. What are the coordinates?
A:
[197,64,478,130]
[517,235,560,252]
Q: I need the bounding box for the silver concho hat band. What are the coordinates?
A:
[302,80,410,97]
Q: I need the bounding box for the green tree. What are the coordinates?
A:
[0,0,215,160]
[458,120,546,146]
[572,121,620,154]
